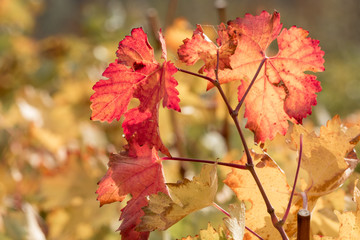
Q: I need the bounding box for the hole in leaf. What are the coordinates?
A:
[133,62,145,71]
[201,25,218,43]
[265,39,279,57]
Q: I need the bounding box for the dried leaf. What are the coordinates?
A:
[224,203,245,240]
[138,164,218,231]
[180,223,227,240]
[291,115,360,210]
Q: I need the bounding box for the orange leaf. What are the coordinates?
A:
[230,11,324,142]
[178,11,325,143]
[178,24,236,74]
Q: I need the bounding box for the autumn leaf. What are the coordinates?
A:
[90,27,180,156]
[178,24,237,74]
[178,11,324,143]
[313,180,360,240]
[290,115,360,210]
[137,164,218,231]
[180,223,227,240]
[231,11,324,142]
[334,181,360,240]
[96,143,168,240]
[224,150,299,239]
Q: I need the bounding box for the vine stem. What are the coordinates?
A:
[161,157,247,170]
[178,51,288,239]
[281,134,303,223]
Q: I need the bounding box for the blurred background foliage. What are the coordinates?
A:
[0,0,359,239]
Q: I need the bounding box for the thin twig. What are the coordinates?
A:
[212,51,253,166]
[213,202,230,217]
[161,157,247,170]
[281,134,303,223]
[177,68,216,84]
[247,167,288,240]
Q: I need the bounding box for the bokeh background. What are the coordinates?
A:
[1,0,359,239]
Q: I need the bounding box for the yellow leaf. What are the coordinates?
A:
[179,223,227,240]
[291,115,360,210]
[224,150,298,239]
[313,180,360,240]
[199,223,221,240]
[335,179,360,240]
[138,164,218,231]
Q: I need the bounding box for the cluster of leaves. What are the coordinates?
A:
[91,11,360,239]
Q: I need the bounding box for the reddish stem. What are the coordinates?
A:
[212,202,230,217]
[161,157,247,170]
[177,66,252,165]
[211,53,288,238]
[281,134,303,223]
[178,50,288,240]
[177,68,216,84]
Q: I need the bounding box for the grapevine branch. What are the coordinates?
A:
[178,51,289,239]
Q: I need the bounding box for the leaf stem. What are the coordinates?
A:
[300,191,308,210]
[212,202,230,217]
[176,68,216,84]
[281,134,303,223]
[161,157,247,170]
[213,50,254,166]
[234,57,266,114]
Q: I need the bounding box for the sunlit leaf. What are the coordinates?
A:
[224,150,299,239]
[291,115,360,210]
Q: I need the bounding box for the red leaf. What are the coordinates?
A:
[96,144,168,240]
[90,28,180,155]
[90,63,144,122]
[178,24,236,74]
[178,11,324,142]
